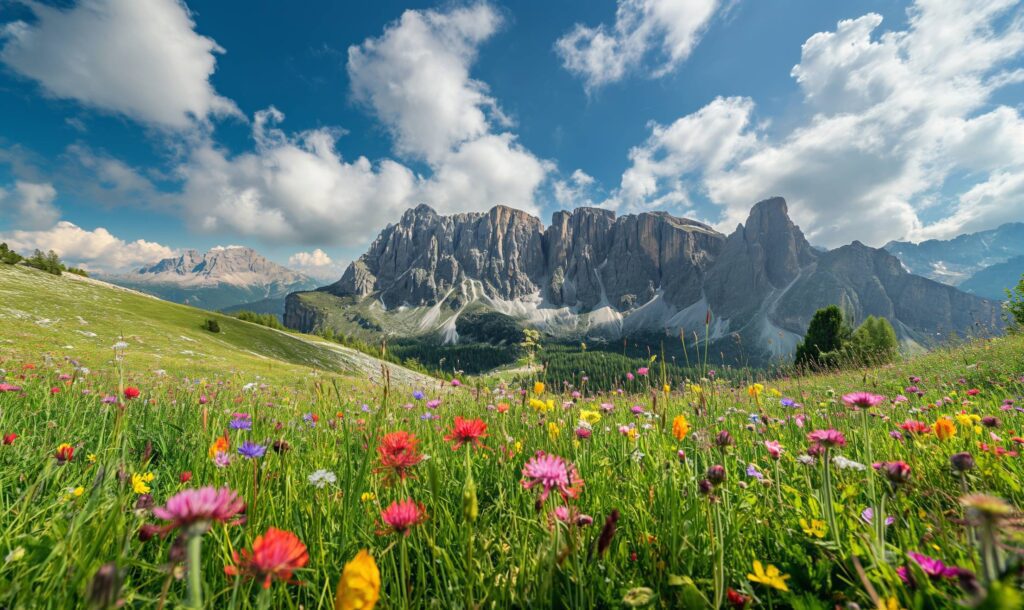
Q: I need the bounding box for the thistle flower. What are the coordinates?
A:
[335,550,380,610]
[224,527,308,589]
[950,452,975,472]
[379,499,427,536]
[706,464,726,486]
[152,486,245,534]
[521,452,584,503]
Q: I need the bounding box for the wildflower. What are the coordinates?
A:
[0,383,22,392]
[224,527,309,589]
[361,492,376,503]
[55,443,74,463]
[273,439,291,454]
[950,452,975,472]
[904,552,959,581]
[671,415,689,442]
[832,455,866,471]
[842,392,885,408]
[575,426,592,440]
[521,452,584,503]
[706,464,726,486]
[548,422,561,440]
[878,461,911,488]
[229,417,252,431]
[579,409,601,425]
[627,372,635,381]
[596,509,619,556]
[933,417,956,440]
[800,518,826,538]
[533,381,545,395]
[123,387,140,400]
[764,440,783,459]
[153,487,245,534]
[131,472,154,494]
[303,413,318,427]
[900,420,931,435]
[444,417,488,450]
[747,560,790,591]
[747,383,764,398]
[960,494,1014,523]
[335,549,380,610]
[715,430,733,448]
[379,499,427,536]
[213,451,232,468]
[807,429,846,449]
[238,441,267,459]
[69,486,85,498]
[308,469,337,489]
[981,415,1000,428]
[726,588,750,608]
[636,367,649,376]
[552,505,593,527]
[746,464,763,480]
[376,431,424,482]
[179,471,193,484]
[208,435,229,459]
[3,433,17,445]
[860,508,895,526]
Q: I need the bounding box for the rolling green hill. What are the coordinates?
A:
[0,264,433,387]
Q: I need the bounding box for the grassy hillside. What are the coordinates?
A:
[0,264,432,386]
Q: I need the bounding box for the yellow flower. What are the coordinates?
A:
[579,410,601,425]
[768,388,781,397]
[747,383,764,398]
[548,422,561,440]
[747,560,790,591]
[360,492,376,503]
[662,384,671,394]
[533,381,545,396]
[799,518,826,538]
[514,441,523,454]
[878,597,904,610]
[529,398,554,413]
[335,549,381,610]
[87,453,97,463]
[131,473,152,494]
[687,384,703,395]
[956,413,980,426]
[671,415,690,442]
[67,486,84,499]
[933,417,956,441]
[625,428,639,442]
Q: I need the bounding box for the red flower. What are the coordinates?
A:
[901,420,932,435]
[179,471,193,484]
[379,499,427,536]
[123,387,141,400]
[55,443,74,463]
[3,433,16,445]
[444,417,488,450]
[376,431,423,483]
[726,588,750,608]
[50,387,60,394]
[224,527,309,589]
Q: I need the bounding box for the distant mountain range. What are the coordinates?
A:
[884,223,1024,298]
[284,198,1003,365]
[103,246,319,313]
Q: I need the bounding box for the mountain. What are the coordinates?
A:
[284,198,1003,364]
[884,223,1024,286]
[104,246,320,314]
[959,255,1024,300]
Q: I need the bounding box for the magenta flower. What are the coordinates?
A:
[636,367,649,376]
[153,486,245,534]
[0,383,22,392]
[841,392,885,408]
[906,552,959,580]
[807,429,846,449]
[521,452,584,503]
[764,440,783,459]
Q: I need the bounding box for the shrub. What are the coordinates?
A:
[0,242,23,265]
[202,319,221,333]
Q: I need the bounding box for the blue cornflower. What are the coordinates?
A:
[238,441,267,459]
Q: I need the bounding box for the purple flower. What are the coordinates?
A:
[237,441,267,459]
[229,418,252,431]
[426,399,441,409]
[303,413,317,427]
[413,390,425,401]
[906,552,959,580]
[745,464,763,480]
[860,507,895,526]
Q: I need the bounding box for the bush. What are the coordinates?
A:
[24,249,64,276]
[202,319,221,333]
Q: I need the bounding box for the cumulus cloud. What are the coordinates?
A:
[612,0,1024,247]
[556,0,721,90]
[0,181,60,229]
[0,220,176,272]
[288,248,343,280]
[0,0,238,128]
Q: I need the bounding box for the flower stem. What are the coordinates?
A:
[186,532,204,609]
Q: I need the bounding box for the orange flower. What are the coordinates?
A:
[208,434,229,459]
[224,527,309,589]
[671,415,690,442]
[933,417,956,441]
[55,443,74,463]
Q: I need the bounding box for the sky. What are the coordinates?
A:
[0,0,1022,280]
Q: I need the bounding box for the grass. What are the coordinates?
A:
[2,263,1024,608]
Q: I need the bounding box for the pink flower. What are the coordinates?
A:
[636,367,649,376]
[0,383,22,392]
[807,429,846,449]
[153,487,246,534]
[841,392,885,408]
[450,379,462,387]
[379,499,427,536]
[764,440,783,459]
[626,373,635,381]
[521,452,584,503]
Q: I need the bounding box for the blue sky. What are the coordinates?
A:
[0,0,1022,279]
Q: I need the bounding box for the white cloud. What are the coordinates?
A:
[0,181,60,229]
[556,0,720,90]
[554,169,602,208]
[612,0,1024,247]
[0,220,176,272]
[288,248,343,280]
[347,3,505,163]
[0,0,238,128]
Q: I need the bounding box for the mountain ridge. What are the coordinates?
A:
[285,198,1003,364]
